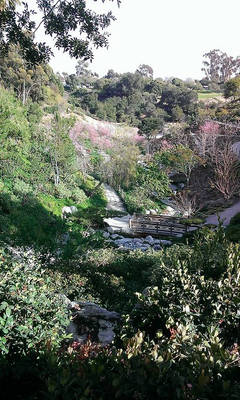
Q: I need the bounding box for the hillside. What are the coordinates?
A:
[1,61,240,399]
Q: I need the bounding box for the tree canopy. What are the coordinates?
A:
[0,0,120,64]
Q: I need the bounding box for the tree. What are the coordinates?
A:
[224,76,240,99]
[157,145,201,186]
[104,69,120,80]
[44,113,76,186]
[136,64,154,79]
[0,88,31,179]
[0,45,51,104]
[74,60,98,89]
[0,0,18,11]
[0,0,120,64]
[195,120,220,160]
[172,190,199,218]
[202,49,240,83]
[210,143,240,200]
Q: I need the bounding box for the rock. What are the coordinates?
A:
[102,231,110,239]
[161,206,176,217]
[178,183,185,189]
[160,240,172,246]
[98,319,116,345]
[170,184,178,192]
[109,235,168,252]
[114,238,132,246]
[107,227,115,233]
[149,209,157,215]
[161,198,172,206]
[111,234,122,240]
[62,205,78,219]
[145,210,151,215]
[144,235,154,244]
[64,297,120,345]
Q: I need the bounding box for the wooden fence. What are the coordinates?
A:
[129,214,200,237]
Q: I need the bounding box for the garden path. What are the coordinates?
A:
[103,184,131,233]
[103,184,126,212]
[205,199,240,226]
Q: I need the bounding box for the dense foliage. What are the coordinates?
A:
[1,43,240,399]
[1,228,240,399]
[65,66,199,132]
[0,0,120,64]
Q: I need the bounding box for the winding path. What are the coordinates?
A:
[103,184,126,212]
[205,199,240,227]
[103,184,131,233]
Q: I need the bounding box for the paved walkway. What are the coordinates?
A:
[103,184,131,233]
[103,184,126,212]
[205,200,240,226]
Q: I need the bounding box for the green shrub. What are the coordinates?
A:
[0,246,70,355]
[123,187,163,214]
[226,224,240,242]
[229,212,240,226]
[71,187,88,204]
[226,212,240,242]
[54,182,72,199]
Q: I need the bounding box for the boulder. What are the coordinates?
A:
[63,297,120,345]
[102,231,110,239]
[111,234,123,240]
[170,184,178,193]
[114,238,132,246]
[160,240,172,246]
[144,235,154,244]
[161,205,176,217]
[62,205,78,219]
[149,209,157,215]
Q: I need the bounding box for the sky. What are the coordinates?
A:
[37,0,240,80]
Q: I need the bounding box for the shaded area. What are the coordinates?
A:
[0,191,66,248]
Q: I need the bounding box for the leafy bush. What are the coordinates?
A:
[55,182,73,199]
[229,212,240,226]
[226,212,240,242]
[0,245,70,355]
[122,187,161,214]
[71,187,88,204]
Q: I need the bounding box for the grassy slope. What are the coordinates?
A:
[198,90,223,100]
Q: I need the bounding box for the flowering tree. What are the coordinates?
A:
[195,121,220,159]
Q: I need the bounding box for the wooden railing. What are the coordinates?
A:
[129,214,200,237]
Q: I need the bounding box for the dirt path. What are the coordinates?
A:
[205,199,240,226]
